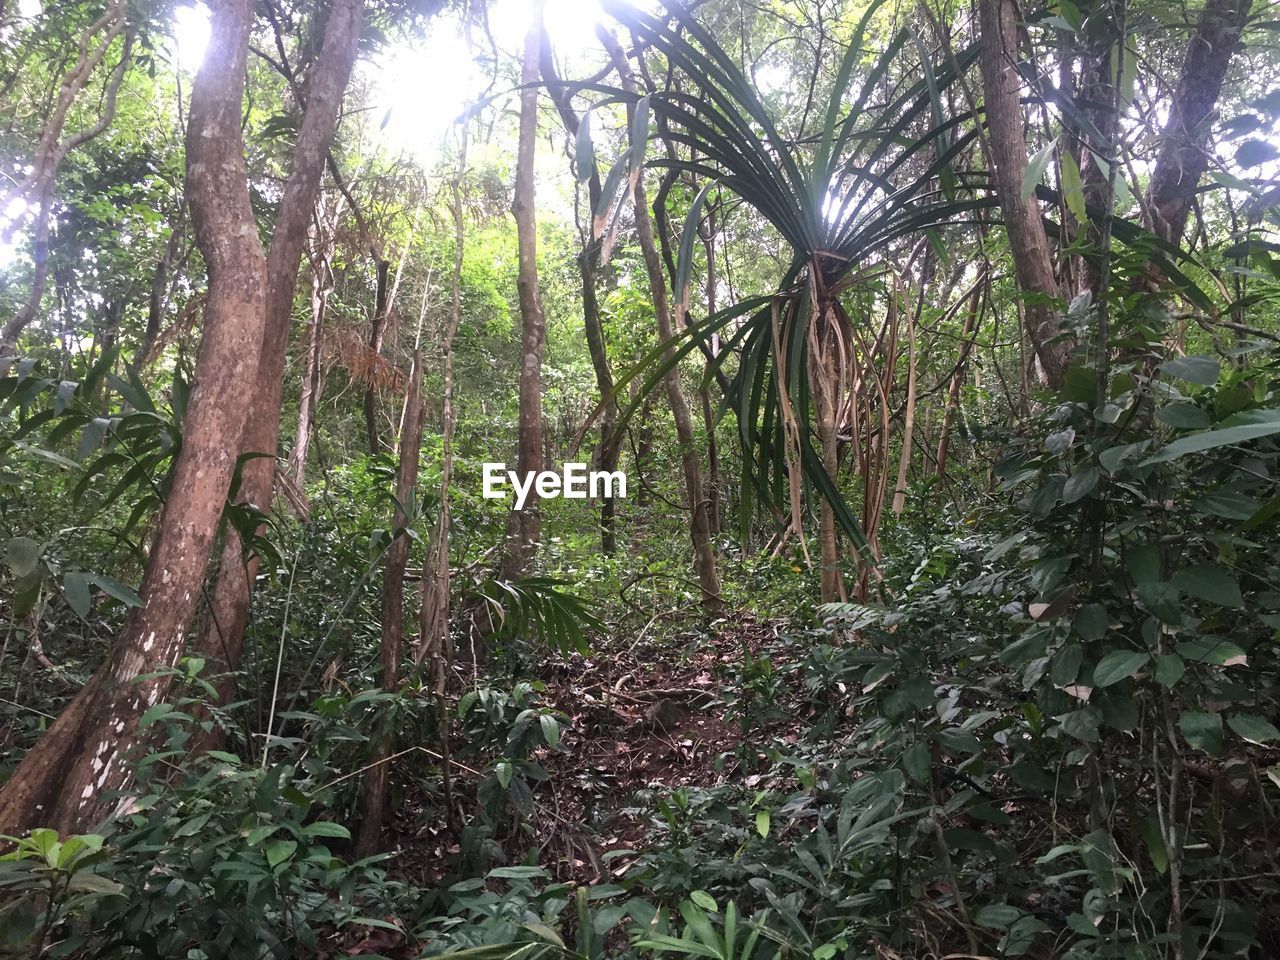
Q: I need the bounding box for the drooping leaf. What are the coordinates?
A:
[1021,138,1058,202]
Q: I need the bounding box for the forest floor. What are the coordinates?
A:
[389,612,795,890]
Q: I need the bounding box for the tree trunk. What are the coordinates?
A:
[502,0,547,580]
[1145,0,1252,244]
[539,29,620,556]
[288,213,334,491]
[978,0,1068,387]
[601,29,721,613]
[189,0,363,757]
[0,0,266,835]
[354,350,423,856]
[363,256,391,455]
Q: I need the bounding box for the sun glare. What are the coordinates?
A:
[170,4,211,74]
[372,0,607,163]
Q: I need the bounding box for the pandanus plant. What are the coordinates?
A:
[585,0,993,600]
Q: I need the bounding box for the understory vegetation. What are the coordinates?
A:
[2,0,1280,957]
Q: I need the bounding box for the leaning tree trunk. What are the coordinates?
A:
[601,29,721,613]
[188,0,362,757]
[0,0,266,835]
[354,350,423,856]
[978,0,1069,387]
[1145,0,1252,244]
[501,0,548,580]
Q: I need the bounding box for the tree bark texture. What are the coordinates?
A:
[978,0,1069,387]
[189,0,363,756]
[0,0,265,835]
[1145,0,1252,244]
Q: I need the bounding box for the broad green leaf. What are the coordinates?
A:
[1162,355,1219,385]
[540,714,561,748]
[1173,563,1244,608]
[63,571,91,619]
[302,821,351,839]
[1154,654,1185,688]
[689,890,717,912]
[6,536,39,578]
[1062,466,1099,503]
[902,742,931,783]
[1228,713,1280,745]
[1156,402,1210,429]
[265,840,297,868]
[1176,637,1247,666]
[1093,650,1149,687]
[755,809,770,838]
[1180,710,1224,755]
[1073,604,1108,642]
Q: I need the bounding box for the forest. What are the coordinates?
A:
[1,0,1279,955]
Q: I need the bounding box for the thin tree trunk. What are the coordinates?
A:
[288,213,334,491]
[539,29,620,556]
[0,0,265,835]
[700,218,720,536]
[601,29,721,613]
[978,0,1068,387]
[363,256,391,455]
[502,0,547,580]
[189,0,363,756]
[936,277,985,478]
[354,350,423,856]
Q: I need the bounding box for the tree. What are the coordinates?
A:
[190,0,364,754]
[977,0,1069,386]
[502,0,548,580]
[0,0,266,834]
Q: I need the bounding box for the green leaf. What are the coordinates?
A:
[689,889,717,913]
[1156,402,1210,429]
[975,903,1022,930]
[1073,604,1108,642]
[1057,707,1101,742]
[63,571,91,619]
[1173,563,1244,608]
[1227,713,1280,745]
[1062,465,1099,503]
[1060,150,1087,223]
[1137,580,1181,625]
[1162,355,1220,386]
[539,714,561,748]
[1093,650,1149,687]
[1021,138,1058,202]
[1137,813,1168,875]
[1154,654,1185,688]
[1143,408,1280,465]
[265,840,297,868]
[1180,710,1224,756]
[6,536,39,578]
[755,809,770,838]
[88,574,141,608]
[574,110,594,182]
[1176,637,1247,666]
[902,742,931,784]
[302,821,351,839]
